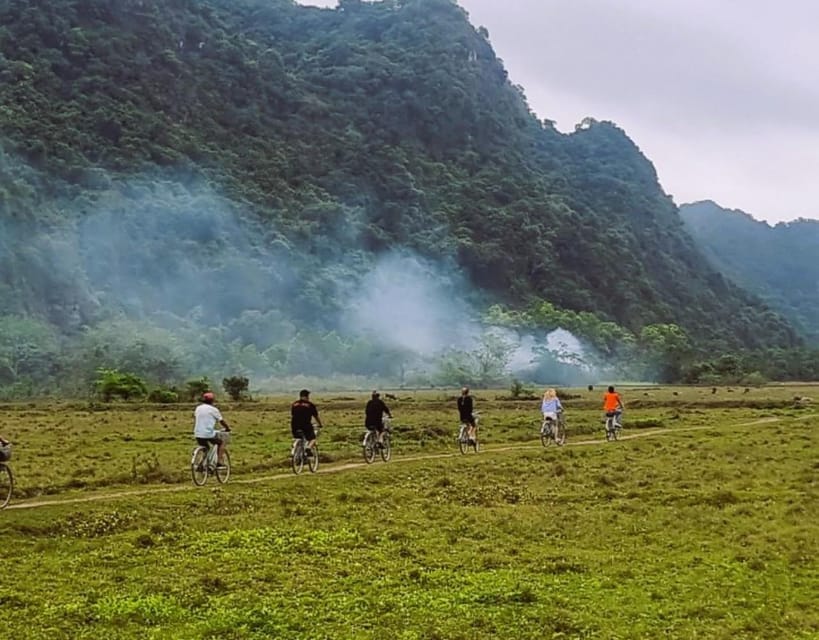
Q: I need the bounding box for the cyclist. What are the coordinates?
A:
[365,390,392,447]
[603,385,625,428]
[457,386,477,443]
[291,389,323,455]
[194,391,231,468]
[541,388,563,432]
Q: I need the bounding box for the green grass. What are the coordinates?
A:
[1,386,817,638]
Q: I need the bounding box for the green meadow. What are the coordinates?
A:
[1,385,817,639]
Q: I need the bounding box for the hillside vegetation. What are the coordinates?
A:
[0,0,812,395]
[681,200,819,344]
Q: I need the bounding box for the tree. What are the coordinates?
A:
[639,324,693,382]
[185,377,211,401]
[0,315,60,392]
[473,330,515,386]
[222,375,249,401]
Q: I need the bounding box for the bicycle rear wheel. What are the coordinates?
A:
[458,426,468,454]
[380,433,391,462]
[363,431,376,464]
[0,464,12,509]
[291,441,305,474]
[191,447,208,486]
[605,419,615,442]
[215,450,231,484]
[541,421,553,447]
[308,445,319,473]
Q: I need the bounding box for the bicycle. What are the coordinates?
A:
[604,411,623,442]
[191,430,231,486]
[291,427,320,474]
[541,412,566,447]
[457,413,480,454]
[0,442,13,509]
[363,417,392,464]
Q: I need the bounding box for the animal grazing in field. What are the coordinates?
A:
[385,393,398,401]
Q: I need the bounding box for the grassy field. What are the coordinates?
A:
[1,385,817,639]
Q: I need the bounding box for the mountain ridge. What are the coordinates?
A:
[680,200,819,344]
[0,0,809,395]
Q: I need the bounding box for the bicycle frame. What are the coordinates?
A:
[292,426,319,474]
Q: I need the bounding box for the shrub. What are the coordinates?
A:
[94,369,147,402]
[740,371,768,386]
[510,378,525,399]
[147,387,179,403]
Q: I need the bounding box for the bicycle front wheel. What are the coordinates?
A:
[191,448,208,486]
[308,445,319,473]
[363,431,376,464]
[215,450,231,484]
[555,420,566,446]
[380,433,391,462]
[292,442,304,474]
[0,464,12,509]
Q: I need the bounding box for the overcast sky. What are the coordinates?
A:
[297,0,819,223]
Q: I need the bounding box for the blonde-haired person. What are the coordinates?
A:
[541,388,563,421]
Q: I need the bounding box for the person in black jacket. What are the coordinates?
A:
[457,386,477,443]
[291,389,323,453]
[365,390,392,446]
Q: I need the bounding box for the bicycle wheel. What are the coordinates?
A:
[363,431,376,464]
[215,450,231,484]
[605,419,615,442]
[554,420,566,446]
[612,425,620,441]
[380,433,391,462]
[308,444,319,473]
[0,464,12,509]
[191,447,209,486]
[541,421,552,447]
[458,426,468,454]
[291,441,305,474]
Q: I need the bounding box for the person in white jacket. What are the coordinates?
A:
[194,391,231,468]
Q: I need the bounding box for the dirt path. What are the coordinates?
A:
[2,415,790,511]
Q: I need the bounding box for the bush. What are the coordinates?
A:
[94,368,147,402]
[510,378,525,399]
[147,387,179,403]
[740,371,768,386]
[222,376,249,401]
